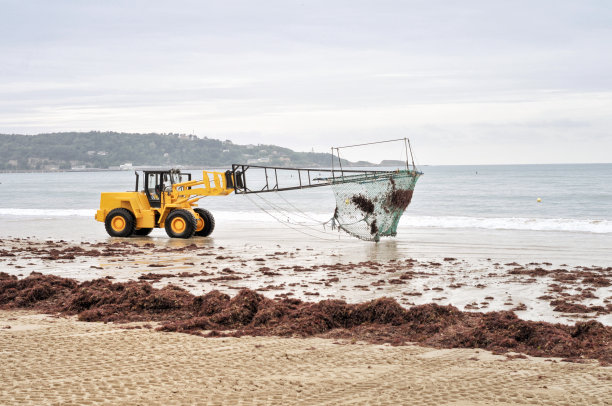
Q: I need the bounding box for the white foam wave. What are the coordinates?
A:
[400,215,612,234]
[0,208,95,217]
[1,208,610,234]
[0,208,325,224]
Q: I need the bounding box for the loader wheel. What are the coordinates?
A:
[133,228,153,236]
[194,208,215,237]
[105,208,135,237]
[165,210,197,239]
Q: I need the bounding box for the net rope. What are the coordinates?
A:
[245,194,343,241]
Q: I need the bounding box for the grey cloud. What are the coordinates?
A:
[0,0,611,163]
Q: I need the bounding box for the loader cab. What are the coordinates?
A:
[137,169,192,208]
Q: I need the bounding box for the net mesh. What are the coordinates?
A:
[331,170,420,242]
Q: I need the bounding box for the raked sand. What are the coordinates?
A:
[1,310,610,406]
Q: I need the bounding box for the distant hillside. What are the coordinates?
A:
[0,132,366,171]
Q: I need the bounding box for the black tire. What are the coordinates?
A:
[164,209,197,239]
[133,228,153,236]
[194,208,215,237]
[104,208,136,237]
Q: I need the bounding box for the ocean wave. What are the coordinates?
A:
[1,208,610,234]
[400,215,612,234]
[0,208,95,217]
[0,208,326,224]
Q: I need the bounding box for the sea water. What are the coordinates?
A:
[0,164,611,265]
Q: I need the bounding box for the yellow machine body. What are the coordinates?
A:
[95,191,158,229]
[95,170,234,238]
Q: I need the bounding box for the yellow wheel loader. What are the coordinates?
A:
[95,169,235,238]
[96,138,420,240]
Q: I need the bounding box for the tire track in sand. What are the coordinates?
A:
[1,310,611,405]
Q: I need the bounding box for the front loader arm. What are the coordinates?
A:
[170,170,235,204]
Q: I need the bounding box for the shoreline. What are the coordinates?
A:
[2,162,611,174]
[3,217,612,266]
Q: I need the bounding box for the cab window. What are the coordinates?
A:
[147,173,160,198]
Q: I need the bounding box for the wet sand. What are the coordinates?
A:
[3,215,612,266]
[2,310,611,406]
[1,237,610,326]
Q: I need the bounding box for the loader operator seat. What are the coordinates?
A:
[145,171,163,208]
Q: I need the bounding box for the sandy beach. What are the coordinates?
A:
[2,310,611,406]
[1,237,611,404]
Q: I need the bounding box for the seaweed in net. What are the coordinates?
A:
[331,170,420,242]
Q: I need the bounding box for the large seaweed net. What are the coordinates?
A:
[331,170,420,242]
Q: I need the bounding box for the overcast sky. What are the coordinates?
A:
[1,0,611,164]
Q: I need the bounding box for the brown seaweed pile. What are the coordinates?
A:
[385,177,414,211]
[0,272,194,322]
[370,220,378,235]
[351,195,374,214]
[2,272,611,365]
[388,189,413,211]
